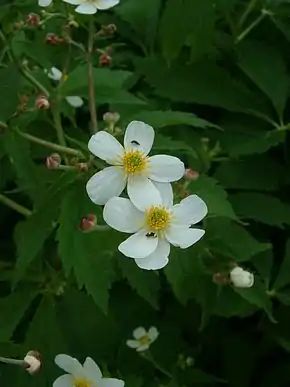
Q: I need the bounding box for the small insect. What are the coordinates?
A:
[131,140,140,146]
[146,232,157,238]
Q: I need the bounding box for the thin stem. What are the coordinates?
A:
[0,194,32,217]
[22,69,49,97]
[235,13,266,43]
[88,18,97,133]
[142,352,172,378]
[15,128,83,157]
[0,356,27,367]
[238,0,259,28]
[51,106,68,164]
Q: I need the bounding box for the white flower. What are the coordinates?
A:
[46,67,84,108]
[103,192,207,270]
[38,0,52,6]
[62,0,120,14]
[126,327,159,352]
[53,354,124,387]
[230,267,254,288]
[24,352,41,374]
[86,121,185,211]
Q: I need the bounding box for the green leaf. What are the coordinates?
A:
[57,183,115,313]
[230,193,290,227]
[273,239,290,290]
[188,175,238,220]
[127,110,218,129]
[207,218,271,261]
[154,134,198,157]
[213,287,257,318]
[0,288,36,341]
[118,258,160,309]
[159,0,215,62]
[0,65,21,122]
[237,41,289,117]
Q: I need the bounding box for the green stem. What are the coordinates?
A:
[0,356,26,367]
[236,13,266,43]
[0,194,32,217]
[15,128,83,157]
[142,352,172,378]
[88,18,97,133]
[22,68,49,97]
[51,106,68,164]
[238,0,259,28]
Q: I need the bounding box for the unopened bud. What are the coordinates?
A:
[100,24,117,36]
[230,266,254,288]
[35,95,50,110]
[76,163,89,172]
[45,33,62,45]
[24,351,41,375]
[79,214,97,232]
[212,272,228,285]
[103,112,120,124]
[27,13,40,26]
[99,53,112,66]
[184,168,199,181]
[46,153,61,169]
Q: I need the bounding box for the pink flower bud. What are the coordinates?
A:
[24,351,41,375]
[46,153,61,169]
[79,214,97,231]
[184,168,199,181]
[45,33,62,45]
[35,95,50,110]
[27,13,40,26]
[99,53,112,66]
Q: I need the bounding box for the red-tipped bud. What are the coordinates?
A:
[45,33,62,45]
[27,13,40,26]
[99,53,112,66]
[184,168,199,181]
[35,95,50,110]
[212,272,228,285]
[103,112,120,124]
[24,351,41,375]
[79,214,97,231]
[46,153,61,169]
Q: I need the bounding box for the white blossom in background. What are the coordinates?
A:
[62,0,120,14]
[230,266,254,288]
[126,327,159,352]
[86,121,185,211]
[103,191,207,270]
[53,354,124,387]
[46,67,84,108]
[38,0,52,6]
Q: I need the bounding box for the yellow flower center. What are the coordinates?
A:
[122,150,147,174]
[139,335,150,346]
[146,206,171,231]
[75,379,92,387]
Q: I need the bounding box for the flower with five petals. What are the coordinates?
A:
[86,121,185,211]
[126,327,159,352]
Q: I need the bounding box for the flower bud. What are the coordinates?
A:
[230,266,254,288]
[79,214,97,232]
[46,153,61,169]
[212,272,228,285]
[76,163,89,172]
[103,112,120,124]
[27,13,40,26]
[23,351,41,375]
[45,33,62,45]
[100,24,117,36]
[35,95,50,110]
[99,53,112,66]
[184,168,199,181]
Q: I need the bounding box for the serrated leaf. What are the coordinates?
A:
[237,41,289,117]
[118,258,160,309]
[128,110,218,129]
[0,65,21,122]
[57,183,115,312]
[230,193,290,227]
[0,288,36,341]
[188,175,238,220]
[273,239,290,290]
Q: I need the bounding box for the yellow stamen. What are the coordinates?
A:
[74,379,92,387]
[122,150,147,174]
[139,335,150,346]
[146,206,171,231]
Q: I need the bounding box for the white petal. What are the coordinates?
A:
[118,229,158,259]
[100,378,124,387]
[134,238,170,270]
[136,344,150,352]
[124,121,154,155]
[86,167,126,205]
[103,197,144,233]
[153,182,173,207]
[165,226,205,249]
[172,195,207,225]
[230,267,254,288]
[148,155,185,183]
[126,339,140,348]
[133,327,147,339]
[75,2,97,14]
[65,96,84,108]
[54,355,84,378]
[88,131,124,164]
[148,327,159,342]
[53,374,74,387]
[38,0,52,6]
[127,176,162,212]
[47,66,62,81]
[95,0,120,10]
[62,0,81,4]
[83,358,102,383]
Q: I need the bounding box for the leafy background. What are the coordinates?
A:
[1,0,290,385]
